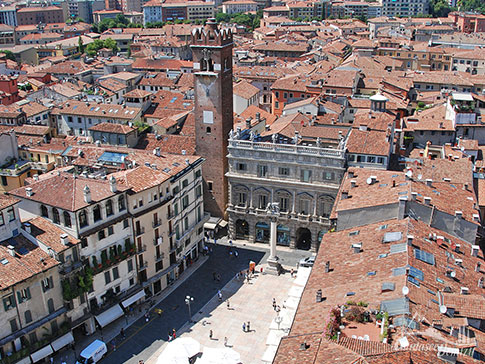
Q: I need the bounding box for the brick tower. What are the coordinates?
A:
[191,19,233,218]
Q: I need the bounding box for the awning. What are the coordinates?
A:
[30,345,53,363]
[121,290,145,308]
[51,332,74,352]
[14,357,31,364]
[95,304,124,328]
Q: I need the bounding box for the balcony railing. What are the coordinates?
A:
[135,227,145,236]
[155,253,165,262]
[137,244,147,253]
[139,261,148,270]
[167,212,175,220]
[152,219,162,228]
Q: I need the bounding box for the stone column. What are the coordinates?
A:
[266,203,281,275]
[270,216,277,260]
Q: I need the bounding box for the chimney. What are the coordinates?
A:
[26,187,33,197]
[443,177,451,182]
[424,196,431,205]
[359,124,368,131]
[348,171,354,178]
[341,191,349,199]
[473,214,480,222]
[246,118,252,129]
[407,235,414,244]
[325,261,330,273]
[185,158,190,165]
[398,196,407,219]
[471,245,479,257]
[7,245,15,257]
[370,175,377,183]
[256,112,260,121]
[315,289,322,302]
[425,179,433,187]
[454,244,461,253]
[33,174,39,181]
[153,147,161,157]
[411,192,418,201]
[24,223,31,234]
[455,211,463,219]
[460,287,469,295]
[350,180,357,188]
[109,176,117,193]
[476,262,481,273]
[83,185,91,203]
[439,122,443,129]
[60,233,69,246]
[463,183,468,191]
[352,243,362,253]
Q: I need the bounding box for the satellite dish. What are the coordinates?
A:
[405,170,413,179]
[417,174,422,180]
[402,286,409,296]
[366,177,373,185]
[440,305,447,314]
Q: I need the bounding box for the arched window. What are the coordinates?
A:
[63,211,71,228]
[93,205,101,222]
[41,205,48,218]
[106,200,113,216]
[47,298,54,314]
[118,195,126,211]
[52,208,60,224]
[24,310,32,323]
[79,210,88,228]
[206,127,211,134]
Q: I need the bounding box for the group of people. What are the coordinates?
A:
[167,328,177,341]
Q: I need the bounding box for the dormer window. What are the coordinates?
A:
[118,195,126,211]
[41,205,48,218]
[106,200,113,216]
[93,205,101,222]
[52,208,60,224]
[79,210,88,228]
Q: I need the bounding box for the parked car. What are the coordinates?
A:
[299,256,315,267]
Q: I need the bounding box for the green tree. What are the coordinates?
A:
[78,36,84,54]
[0,50,16,62]
[429,0,453,17]
[104,38,119,53]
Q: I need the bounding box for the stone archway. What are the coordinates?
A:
[255,221,270,243]
[235,219,249,239]
[296,227,312,250]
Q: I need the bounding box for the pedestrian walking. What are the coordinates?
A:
[218,290,222,301]
[242,322,246,332]
[290,268,294,278]
[229,250,233,258]
[229,240,233,247]
[234,250,238,258]
[272,298,276,310]
[224,337,228,347]
[168,332,172,341]
[209,329,213,339]
[172,328,176,339]
[120,327,125,338]
[226,299,230,309]
[247,321,251,332]
[112,340,116,352]
[50,357,53,364]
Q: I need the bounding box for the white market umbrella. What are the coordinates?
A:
[196,347,241,364]
[174,337,201,358]
[156,341,190,364]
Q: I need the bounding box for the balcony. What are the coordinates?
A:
[91,243,136,275]
[139,261,148,270]
[152,219,162,228]
[155,253,165,262]
[59,260,83,275]
[167,211,175,220]
[137,244,147,253]
[135,226,145,236]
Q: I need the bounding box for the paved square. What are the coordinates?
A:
[146,268,303,364]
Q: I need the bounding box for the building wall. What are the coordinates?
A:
[227,139,345,251]
[336,203,399,231]
[17,8,65,26]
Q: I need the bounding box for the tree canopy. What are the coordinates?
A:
[85,38,119,56]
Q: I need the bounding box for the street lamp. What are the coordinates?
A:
[185,295,194,323]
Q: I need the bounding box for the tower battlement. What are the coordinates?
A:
[191,18,233,47]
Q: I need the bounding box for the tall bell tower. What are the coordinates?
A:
[191,19,233,218]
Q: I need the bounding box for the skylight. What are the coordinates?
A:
[408,266,424,281]
[390,243,407,254]
[349,230,359,236]
[383,231,402,243]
